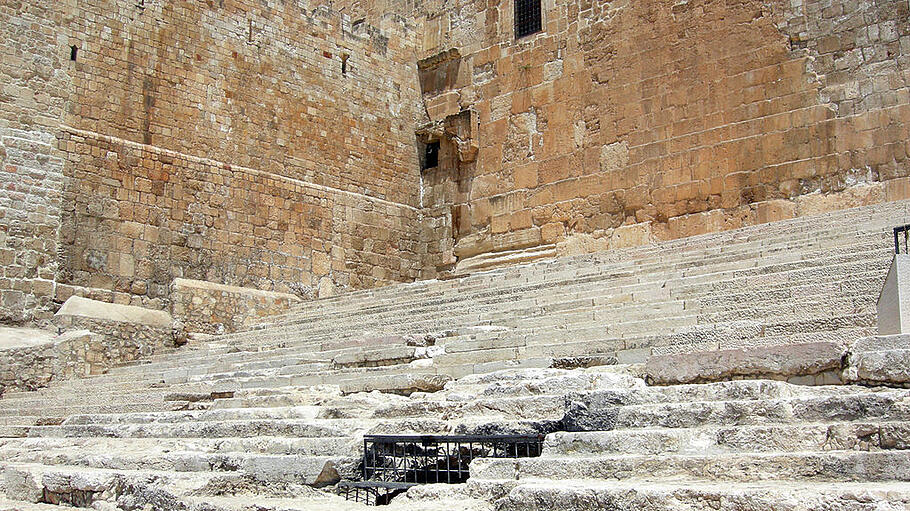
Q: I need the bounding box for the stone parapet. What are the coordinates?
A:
[171,278,302,335]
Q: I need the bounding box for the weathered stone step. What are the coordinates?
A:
[0,498,69,511]
[0,435,355,457]
[846,349,910,387]
[1,450,356,485]
[61,405,324,426]
[472,450,910,482]
[605,391,910,430]
[22,417,450,439]
[544,421,910,456]
[238,240,886,337]
[371,394,566,421]
[23,418,367,439]
[0,462,240,505]
[439,312,875,369]
[182,490,491,511]
[276,214,891,324]
[492,479,910,511]
[0,400,197,419]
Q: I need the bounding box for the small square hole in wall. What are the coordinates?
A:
[421,140,440,170]
[70,45,78,61]
[515,0,542,39]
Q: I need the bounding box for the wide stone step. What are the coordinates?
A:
[544,421,910,455]
[565,388,910,430]
[0,400,197,419]
[0,462,240,504]
[471,450,910,482]
[21,417,451,439]
[1,450,356,485]
[0,498,64,511]
[23,418,369,439]
[60,405,325,426]
[230,240,886,341]
[371,394,566,421]
[492,479,910,511]
[0,435,356,456]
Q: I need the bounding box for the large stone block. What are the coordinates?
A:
[644,342,845,385]
[877,254,910,335]
[55,296,172,329]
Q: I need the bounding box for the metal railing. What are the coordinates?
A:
[895,225,910,254]
[339,434,544,505]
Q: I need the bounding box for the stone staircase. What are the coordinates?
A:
[481,379,910,510]
[0,200,909,509]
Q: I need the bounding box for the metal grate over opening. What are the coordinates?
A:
[339,434,544,505]
[514,0,542,39]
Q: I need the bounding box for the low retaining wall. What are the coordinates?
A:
[170,278,302,335]
[0,323,175,395]
[0,297,179,395]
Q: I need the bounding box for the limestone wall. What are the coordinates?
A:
[1,0,428,324]
[56,127,422,308]
[0,0,71,323]
[171,278,301,335]
[409,0,910,269]
[0,324,175,395]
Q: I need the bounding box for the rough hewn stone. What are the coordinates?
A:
[644,342,846,385]
[55,296,172,330]
[170,279,301,335]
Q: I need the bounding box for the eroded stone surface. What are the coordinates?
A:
[644,342,846,385]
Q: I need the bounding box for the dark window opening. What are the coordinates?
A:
[342,53,350,76]
[515,0,542,39]
[422,141,439,170]
[70,45,78,61]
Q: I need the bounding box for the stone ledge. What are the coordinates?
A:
[172,278,301,301]
[171,279,303,335]
[644,342,846,385]
[0,324,175,395]
[55,296,173,329]
[844,334,910,387]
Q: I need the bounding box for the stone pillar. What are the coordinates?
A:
[877,254,910,335]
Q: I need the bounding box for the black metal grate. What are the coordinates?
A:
[363,434,543,484]
[895,225,910,254]
[340,434,543,505]
[514,0,542,39]
[337,481,415,506]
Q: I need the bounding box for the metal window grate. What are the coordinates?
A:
[894,225,910,254]
[514,0,542,39]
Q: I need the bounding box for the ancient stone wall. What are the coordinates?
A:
[1,0,428,324]
[171,278,301,335]
[0,325,175,395]
[0,0,72,324]
[406,0,910,271]
[56,127,422,309]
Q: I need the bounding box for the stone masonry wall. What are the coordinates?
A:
[1,0,428,324]
[56,127,422,310]
[405,0,910,270]
[54,1,424,305]
[171,278,302,335]
[0,0,72,323]
[0,323,175,395]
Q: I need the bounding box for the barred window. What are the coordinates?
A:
[514,0,542,39]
